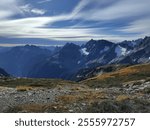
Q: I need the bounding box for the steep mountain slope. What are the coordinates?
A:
[28,43,83,79]
[71,64,129,81]
[111,36,150,64]
[80,39,115,67]
[28,40,115,79]
[79,38,144,67]
[82,39,114,59]
[130,36,150,63]
[0,45,51,77]
[118,38,143,50]
[82,63,150,88]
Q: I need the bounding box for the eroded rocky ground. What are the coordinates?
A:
[0,78,149,113]
[0,86,71,112]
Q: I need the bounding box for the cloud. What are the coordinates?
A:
[0,0,46,19]
[70,0,150,21]
[19,4,46,15]
[68,0,150,40]
[0,17,95,40]
[0,10,15,19]
[0,0,21,19]
[71,0,117,18]
[37,0,52,4]
[0,17,140,42]
[119,18,150,36]
[31,9,46,15]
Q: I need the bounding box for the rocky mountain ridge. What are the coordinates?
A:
[0,36,149,80]
[29,36,150,80]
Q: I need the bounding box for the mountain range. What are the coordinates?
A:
[0,45,52,77]
[0,36,149,80]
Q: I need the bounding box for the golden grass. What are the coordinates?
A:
[57,95,79,103]
[116,95,130,102]
[19,104,44,112]
[57,91,106,104]
[84,63,150,82]
[97,66,139,80]
[16,86,33,91]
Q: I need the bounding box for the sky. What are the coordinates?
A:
[0,0,150,46]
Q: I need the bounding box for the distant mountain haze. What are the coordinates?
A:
[0,45,52,77]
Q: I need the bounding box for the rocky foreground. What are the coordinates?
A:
[0,78,149,113]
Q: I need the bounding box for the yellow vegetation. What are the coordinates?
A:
[57,91,106,104]
[16,86,33,91]
[85,63,150,81]
[19,104,44,112]
[116,95,130,102]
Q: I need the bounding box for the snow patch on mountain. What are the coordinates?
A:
[81,48,89,55]
[115,46,127,57]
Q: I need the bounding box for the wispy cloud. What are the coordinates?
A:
[0,17,97,40]
[31,9,46,15]
[0,0,150,42]
[0,0,21,19]
[119,18,150,36]
[37,0,52,4]
[70,0,150,21]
